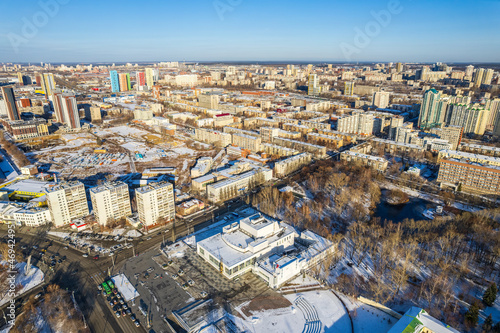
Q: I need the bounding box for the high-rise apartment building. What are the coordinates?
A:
[136,71,146,88]
[418,89,448,130]
[118,73,131,92]
[308,74,320,96]
[1,86,20,121]
[344,81,355,96]
[482,69,494,85]
[198,94,220,109]
[109,70,120,93]
[45,181,89,227]
[337,110,374,136]
[473,68,485,88]
[90,181,132,226]
[135,181,175,228]
[52,91,80,129]
[145,68,155,88]
[446,104,489,135]
[485,98,500,129]
[372,91,390,108]
[465,65,474,79]
[42,73,55,96]
[446,104,488,135]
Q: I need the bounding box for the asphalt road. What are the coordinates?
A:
[0,199,246,332]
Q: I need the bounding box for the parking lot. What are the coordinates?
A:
[119,248,192,332]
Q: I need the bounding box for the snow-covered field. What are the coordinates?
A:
[234,290,395,333]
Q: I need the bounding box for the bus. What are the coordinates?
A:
[107,280,115,289]
[102,282,112,295]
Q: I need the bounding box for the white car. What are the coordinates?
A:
[82,254,88,258]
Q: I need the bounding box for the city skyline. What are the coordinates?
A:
[1,0,499,63]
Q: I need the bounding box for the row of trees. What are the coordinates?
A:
[0,130,30,167]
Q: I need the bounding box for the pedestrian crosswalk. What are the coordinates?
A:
[89,272,105,285]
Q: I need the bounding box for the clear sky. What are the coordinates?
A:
[0,0,499,63]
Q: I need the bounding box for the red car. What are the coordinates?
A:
[93,255,99,260]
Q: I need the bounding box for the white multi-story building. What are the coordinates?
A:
[14,207,51,227]
[90,181,132,226]
[45,181,89,227]
[195,128,232,147]
[197,212,334,289]
[337,110,374,136]
[232,133,262,152]
[206,168,272,203]
[372,91,390,108]
[175,74,198,87]
[135,181,175,228]
[274,153,312,178]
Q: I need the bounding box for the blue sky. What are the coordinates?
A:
[0,0,499,63]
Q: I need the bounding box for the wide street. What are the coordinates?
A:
[0,198,244,333]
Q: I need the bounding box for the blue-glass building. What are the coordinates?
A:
[109,70,120,93]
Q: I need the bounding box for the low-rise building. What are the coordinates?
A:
[191,157,212,178]
[272,137,327,158]
[307,133,344,149]
[176,198,205,216]
[437,150,500,167]
[231,133,262,152]
[340,151,389,172]
[195,128,232,147]
[1,118,49,140]
[261,143,299,157]
[388,307,459,333]
[437,158,500,195]
[371,138,424,156]
[206,168,272,203]
[274,153,312,178]
[459,143,500,157]
[14,207,51,227]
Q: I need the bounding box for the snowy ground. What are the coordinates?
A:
[234,290,395,333]
[337,293,397,333]
[0,262,45,307]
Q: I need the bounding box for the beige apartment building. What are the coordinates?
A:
[195,128,232,147]
[340,151,389,172]
[45,181,89,227]
[136,181,175,228]
[90,181,132,225]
